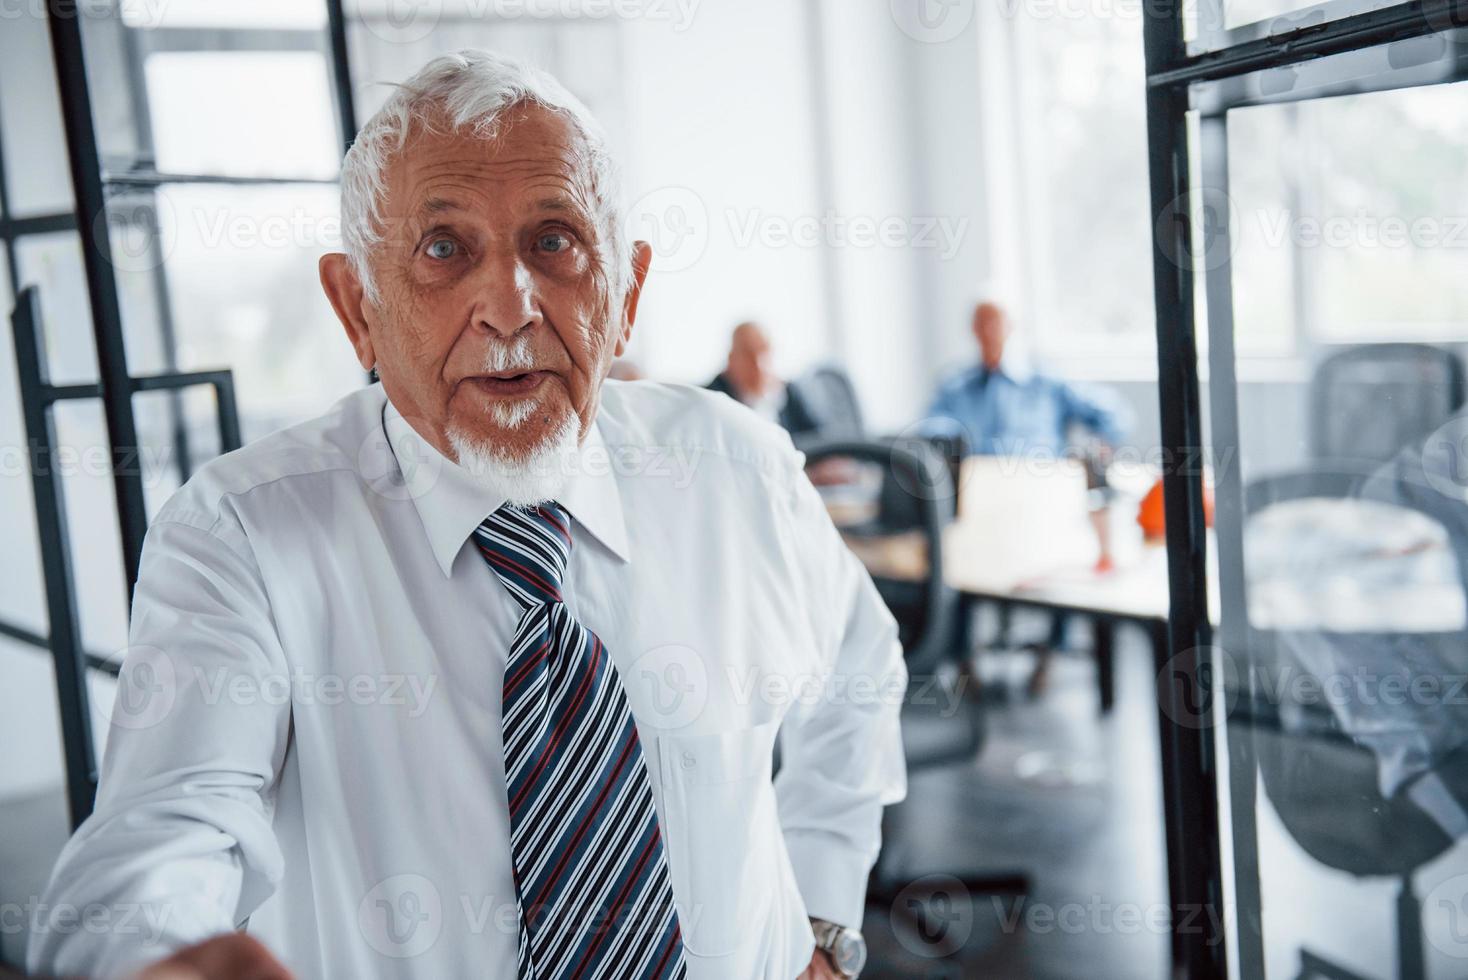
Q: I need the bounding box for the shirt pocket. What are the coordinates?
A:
[656,719,780,958]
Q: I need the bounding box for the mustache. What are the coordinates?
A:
[480,336,538,374]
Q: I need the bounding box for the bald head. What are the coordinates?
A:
[726,321,777,400]
[973,302,1010,371]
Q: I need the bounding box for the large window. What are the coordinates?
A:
[1230,85,1468,356]
[0,1,360,827]
[991,3,1157,361]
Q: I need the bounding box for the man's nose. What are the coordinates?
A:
[469,250,541,338]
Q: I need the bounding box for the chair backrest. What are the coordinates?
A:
[793,365,865,442]
[1310,343,1465,465]
[805,438,956,678]
[1241,462,1465,873]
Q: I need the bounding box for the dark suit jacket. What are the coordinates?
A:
[706,372,823,441]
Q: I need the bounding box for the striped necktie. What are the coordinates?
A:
[474,501,687,980]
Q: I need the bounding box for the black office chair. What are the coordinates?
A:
[793,365,866,443]
[1310,343,1465,466]
[805,438,1026,964]
[1241,462,1467,980]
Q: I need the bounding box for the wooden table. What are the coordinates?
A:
[840,526,1180,712]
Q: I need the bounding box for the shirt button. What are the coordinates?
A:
[680,751,697,770]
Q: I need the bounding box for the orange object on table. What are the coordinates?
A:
[1138,477,1214,542]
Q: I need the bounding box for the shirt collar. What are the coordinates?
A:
[980,351,1035,385]
[382,393,632,578]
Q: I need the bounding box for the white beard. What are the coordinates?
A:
[444,336,585,506]
[446,410,580,508]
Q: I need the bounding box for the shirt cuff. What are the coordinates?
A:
[783,830,875,929]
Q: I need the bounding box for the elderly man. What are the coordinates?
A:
[925,300,1128,458]
[29,52,903,980]
[706,322,823,443]
[925,299,1131,685]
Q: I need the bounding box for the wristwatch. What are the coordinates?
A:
[809,918,867,978]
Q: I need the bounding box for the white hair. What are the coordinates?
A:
[340,50,628,306]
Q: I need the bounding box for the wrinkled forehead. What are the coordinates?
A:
[380,103,598,229]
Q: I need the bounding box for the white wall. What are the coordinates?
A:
[617,0,828,389]
[622,0,995,431]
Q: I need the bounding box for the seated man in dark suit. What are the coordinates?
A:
[707,321,822,441]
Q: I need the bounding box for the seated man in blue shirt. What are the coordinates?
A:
[926,300,1128,458]
[925,300,1131,683]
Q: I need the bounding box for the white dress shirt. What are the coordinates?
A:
[29,379,906,980]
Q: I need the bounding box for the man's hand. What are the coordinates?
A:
[132,934,293,980]
[796,948,844,980]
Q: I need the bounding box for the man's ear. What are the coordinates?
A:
[320,253,375,372]
[615,241,653,358]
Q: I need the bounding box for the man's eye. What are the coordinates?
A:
[426,239,458,260]
[537,232,571,254]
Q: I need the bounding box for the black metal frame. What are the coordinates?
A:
[10,286,242,825]
[1,0,360,829]
[1143,0,1468,977]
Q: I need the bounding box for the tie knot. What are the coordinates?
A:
[473,501,573,608]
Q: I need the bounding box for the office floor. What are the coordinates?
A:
[860,624,1172,980]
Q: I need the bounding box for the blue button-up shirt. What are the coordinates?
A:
[922,359,1130,456]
